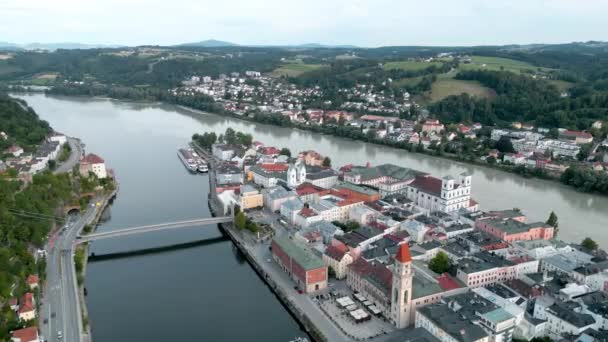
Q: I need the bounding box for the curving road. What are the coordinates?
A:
[53,137,83,175]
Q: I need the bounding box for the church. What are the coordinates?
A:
[287,160,307,188]
[346,243,466,328]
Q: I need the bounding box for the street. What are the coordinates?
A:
[53,137,82,175]
[39,201,101,342]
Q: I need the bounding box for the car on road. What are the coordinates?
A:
[57,331,62,339]
[51,312,56,318]
[43,318,48,324]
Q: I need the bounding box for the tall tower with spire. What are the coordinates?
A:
[391,243,413,328]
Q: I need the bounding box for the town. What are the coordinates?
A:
[194,127,608,342]
[174,68,608,187]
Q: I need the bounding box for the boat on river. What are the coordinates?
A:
[177,148,198,173]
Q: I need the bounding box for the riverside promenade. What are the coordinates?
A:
[198,142,398,342]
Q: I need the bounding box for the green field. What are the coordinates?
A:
[458,56,547,74]
[548,79,574,92]
[428,79,496,102]
[392,76,425,88]
[383,60,442,71]
[269,63,327,77]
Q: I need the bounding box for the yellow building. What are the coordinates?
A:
[239,184,263,210]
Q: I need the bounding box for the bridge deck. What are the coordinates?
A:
[77,216,233,243]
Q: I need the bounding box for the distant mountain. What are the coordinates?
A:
[0,41,21,50]
[23,42,123,50]
[291,43,359,49]
[176,39,357,49]
[0,42,122,51]
[178,39,239,47]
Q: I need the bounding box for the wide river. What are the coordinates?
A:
[15,93,608,339]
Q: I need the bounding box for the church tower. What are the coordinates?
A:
[391,243,413,328]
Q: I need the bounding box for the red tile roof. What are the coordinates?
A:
[299,207,317,218]
[19,293,35,314]
[436,273,462,291]
[325,244,348,261]
[562,130,593,139]
[409,175,443,197]
[259,163,289,172]
[260,146,281,155]
[395,243,412,263]
[82,153,104,164]
[296,182,328,196]
[11,327,38,342]
[348,258,393,292]
[26,274,38,285]
[360,115,399,122]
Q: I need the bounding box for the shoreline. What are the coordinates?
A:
[13,90,598,197]
[197,142,338,342]
[76,187,119,341]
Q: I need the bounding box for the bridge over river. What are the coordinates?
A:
[76,216,233,243]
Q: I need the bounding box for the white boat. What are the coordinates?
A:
[197,162,209,173]
[177,148,198,173]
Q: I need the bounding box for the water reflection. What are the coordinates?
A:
[19,93,608,247]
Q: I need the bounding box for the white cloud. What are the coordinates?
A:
[0,0,606,46]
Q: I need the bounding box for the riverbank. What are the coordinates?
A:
[75,186,119,341]
[20,89,601,197]
[176,103,599,198]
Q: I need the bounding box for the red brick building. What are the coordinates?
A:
[271,235,327,293]
[476,216,554,242]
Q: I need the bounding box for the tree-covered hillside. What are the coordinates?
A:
[0,93,51,152]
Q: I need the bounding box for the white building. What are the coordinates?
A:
[545,303,596,340]
[406,173,475,213]
[287,160,307,188]
[79,153,107,179]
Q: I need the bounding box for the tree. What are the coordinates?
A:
[581,237,598,251]
[487,156,497,165]
[280,147,291,157]
[546,211,558,228]
[322,156,332,167]
[428,251,450,274]
[546,211,559,237]
[495,136,515,153]
[328,266,336,279]
[577,143,593,161]
[235,211,247,230]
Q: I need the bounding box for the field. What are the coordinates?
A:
[269,63,327,77]
[427,79,496,102]
[458,56,547,74]
[383,60,442,71]
[548,80,574,92]
[392,76,424,87]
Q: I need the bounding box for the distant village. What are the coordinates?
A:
[200,134,608,342]
[174,70,608,179]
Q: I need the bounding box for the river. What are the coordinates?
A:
[15,93,608,339]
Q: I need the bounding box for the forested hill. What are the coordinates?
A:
[429,70,608,128]
[0,93,51,152]
[2,43,608,128]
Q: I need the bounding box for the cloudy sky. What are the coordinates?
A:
[1,0,606,47]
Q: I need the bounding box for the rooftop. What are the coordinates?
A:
[81,153,104,164]
[418,303,489,342]
[481,218,550,235]
[346,163,425,182]
[272,235,325,271]
[548,302,596,328]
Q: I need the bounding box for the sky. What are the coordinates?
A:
[1,0,607,47]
